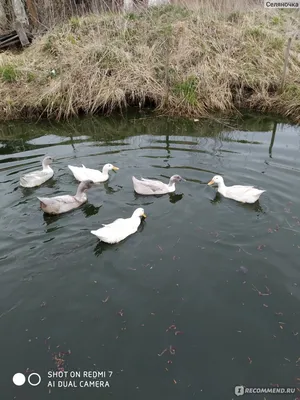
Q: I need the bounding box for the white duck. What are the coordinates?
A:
[132,175,185,195]
[91,208,146,244]
[37,180,93,215]
[68,163,119,183]
[208,175,265,204]
[20,156,54,188]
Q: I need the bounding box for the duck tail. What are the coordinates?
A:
[20,176,28,187]
[132,176,139,188]
[37,197,47,208]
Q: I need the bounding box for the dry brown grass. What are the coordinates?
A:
[0,3,300,122]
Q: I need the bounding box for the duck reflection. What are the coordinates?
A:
[81,203,102,217]
[133,190,183,204]
[43,212,62,226]
[20,186,37,197]
[210,192,222,204]
[237,201,264,214]
[93,241,116,257]
[210,192,264,213]
[169,193,183,204]
[132,192,155,204]
[20,178,58,196]
[102,181,122,195]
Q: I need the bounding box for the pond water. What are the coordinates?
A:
[1,112,300,399]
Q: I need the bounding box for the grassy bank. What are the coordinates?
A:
[0,3,300,122]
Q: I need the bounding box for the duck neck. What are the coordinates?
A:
[167,178,176,191]
[101,166,110,177]
[42,161,52,171]
[217,181,226,195]
[131,214,141,227]
[74,186,87,202]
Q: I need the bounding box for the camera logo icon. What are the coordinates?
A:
[235,385,245,396]
[13,372,42,387]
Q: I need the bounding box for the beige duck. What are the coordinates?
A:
[37,180,93,215]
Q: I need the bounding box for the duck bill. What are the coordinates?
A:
[207,180,214,186]
[112,166,119,172]
[142,213,147,218]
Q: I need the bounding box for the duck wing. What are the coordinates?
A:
[132,176,166,194]
[68,165,103,182]
[37,195,76,207]
[227,185,256,196]
[20,170,53,187]
[91,217,137,243]
[226,185,265,203]
[101,218,127,228]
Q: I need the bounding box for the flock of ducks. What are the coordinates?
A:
[19,156,266,244]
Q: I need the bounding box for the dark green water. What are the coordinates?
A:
[1,112,300,400]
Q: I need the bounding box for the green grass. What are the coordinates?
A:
[0,65,18,82]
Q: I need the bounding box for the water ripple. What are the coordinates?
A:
[0,114,300,400]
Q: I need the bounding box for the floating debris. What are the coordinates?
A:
[257,244,266,251]
[166,324,176,332]
[158,348,168,357]
[252,285,271,296]
[236,266,248,274]
[102,296,109,303]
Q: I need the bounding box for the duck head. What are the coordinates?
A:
[132,207,147,219]
[208,175,224,186]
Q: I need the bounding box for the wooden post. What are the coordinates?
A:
[112,0,124,12]
[269,121,277,158]
[25,0,39,28]
[15,20,29,45]
[0,0,8,29]
[163,35,171,107]
[280,36,292,93]
[11,0,30,47]
[133,0,148,9]
[12,0,29,26]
